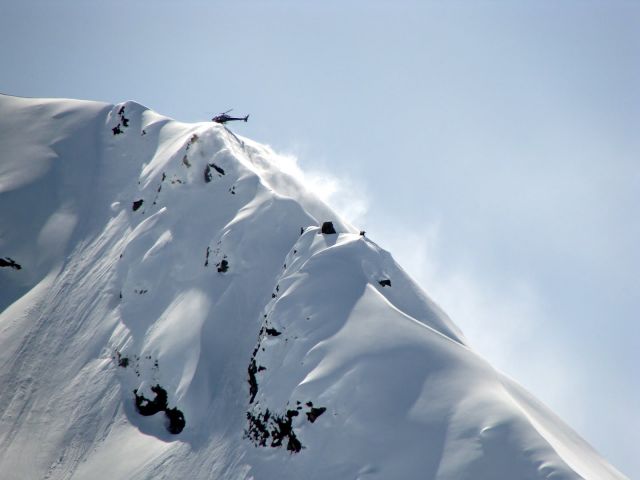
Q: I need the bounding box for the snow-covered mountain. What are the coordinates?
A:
[0,94,626,479]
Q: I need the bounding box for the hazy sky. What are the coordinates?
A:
[1,0,638,476]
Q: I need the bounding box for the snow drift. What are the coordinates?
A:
[0,94,627,479]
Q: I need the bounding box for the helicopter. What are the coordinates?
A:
[211,109,249,124]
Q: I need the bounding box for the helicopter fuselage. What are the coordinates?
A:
[212,114,248,124]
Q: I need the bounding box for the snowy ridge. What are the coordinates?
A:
[0,94,626,479]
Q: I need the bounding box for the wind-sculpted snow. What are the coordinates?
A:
[0,94,627,479]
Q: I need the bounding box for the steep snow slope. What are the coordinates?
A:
[0,94,626,479]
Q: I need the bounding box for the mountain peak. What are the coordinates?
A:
[0,95,626,479]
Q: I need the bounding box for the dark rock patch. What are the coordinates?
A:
[132,199,144,211]
[184,134,198,152]
[117,106,130,129]
[204,246,211,266]
[133,384,185,434]
[210,162,225,175]
[321,222,336,234]
[165,407,186,434]
[248,359,260,403]
[245,316,329,454]
[378,279,391,287]
[182,155,191,167]
[265,327,281,337]
[360,230,366,236]
[0,257,21,270]
[271,410,302,452]
[112,106,130,135]
[246,408,302,453]
[246,409,271,447]
[134,385,168,416]
[306,407,326,423]
[217,259,229,273]
[204,163,225,183]
[114,350,130,368]
[151,172,167,205]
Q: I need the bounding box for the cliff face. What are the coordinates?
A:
[0,94,626,480]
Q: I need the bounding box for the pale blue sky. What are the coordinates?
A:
[1,0,638,476]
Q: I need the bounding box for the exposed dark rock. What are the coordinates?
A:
[117,106,130,129]
[306,407,326,423]
[248,359,259,403]
[112,124,123,135]
[265,327,281,337]
[132,199,144,211]
[378,279,391,287]
[114,350,129,367]
[360,230,366,236]
[204,246,211,266]
[321,222,336,234]
[0,257,21,270]
[134,385,168,416]
[246,408,302,452]
[165,407,186,434]
[271,410,302,452]
[217,259,229,273]
[204,164,212,183]
[133,384,185,434]
[141,129,147,136]
[246,410,271,447]
[209,162,225,175]
[182,155,191,167]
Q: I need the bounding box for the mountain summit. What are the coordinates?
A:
[0,94,626,479]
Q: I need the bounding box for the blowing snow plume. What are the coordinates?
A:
[0,94,627,480]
